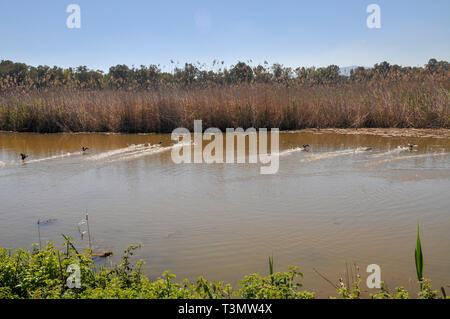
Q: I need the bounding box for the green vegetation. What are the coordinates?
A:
[0,236,447,299]
[0,59,448,133]
[1,59,448,89]
[415,224,424,290]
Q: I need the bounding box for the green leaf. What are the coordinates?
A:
[415,224,423,283]
[268,256,273,276]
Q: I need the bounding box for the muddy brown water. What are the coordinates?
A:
[0,131,449,297]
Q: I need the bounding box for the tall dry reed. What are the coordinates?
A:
[0,80,448,133]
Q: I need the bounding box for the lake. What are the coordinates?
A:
[0,131,449,297]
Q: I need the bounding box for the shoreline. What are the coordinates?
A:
[1,128,449,138]
[0,241,443,299]
[287,128,450,139]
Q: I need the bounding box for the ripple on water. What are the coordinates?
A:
[0,131,449,297]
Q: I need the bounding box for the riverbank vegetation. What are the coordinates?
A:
[0,237,446,299]
[0,59,448,133]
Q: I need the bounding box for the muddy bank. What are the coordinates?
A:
[288,128,450,139]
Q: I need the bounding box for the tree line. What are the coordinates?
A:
[0,58,448,90]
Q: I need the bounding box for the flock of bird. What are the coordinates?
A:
[17,143,418,162]
[19,146,89,162]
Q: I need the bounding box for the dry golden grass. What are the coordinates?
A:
[0,79,448,133]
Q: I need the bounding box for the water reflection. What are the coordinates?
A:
[0,131,449,297]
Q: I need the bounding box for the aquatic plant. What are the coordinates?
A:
[268,255,273,276]
[36,219,41,249]
[0,237,448,299]
[415,224,424,289]
[0,59,448,133]
[77,211,92,249]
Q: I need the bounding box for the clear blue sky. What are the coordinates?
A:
[1,0,449,71]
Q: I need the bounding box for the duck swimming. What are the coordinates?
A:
[37,218,57,225]
[408,143,418,151]
[302,144,310,151]
[91,250,113,258]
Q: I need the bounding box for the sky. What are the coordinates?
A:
[1,0,449,72]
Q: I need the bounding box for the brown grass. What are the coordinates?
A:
[0,80,448,133]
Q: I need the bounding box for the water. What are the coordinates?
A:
[0,131,449,297]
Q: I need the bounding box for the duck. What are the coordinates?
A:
[38,218,57,225]
[20,153,28,161]
[302,144,310,151]
[408,143,418,151]
[81,146,89,152]
[91,250,113,258]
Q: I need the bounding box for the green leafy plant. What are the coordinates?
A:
[268,255,273,276]
[0,236,447,299]
[415,224,424,289]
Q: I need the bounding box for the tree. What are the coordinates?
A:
[109,64,131,82]
[374,61,391,78]
[230,62,253,83]
[0,60,28,84]
[272,63,292,84]
[253,65,271,83]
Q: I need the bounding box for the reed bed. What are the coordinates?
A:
[0,79,448,133]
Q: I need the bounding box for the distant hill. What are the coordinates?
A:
[339,65,369,76]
